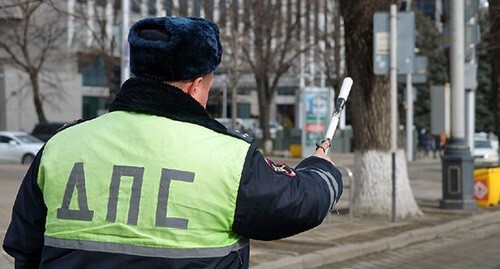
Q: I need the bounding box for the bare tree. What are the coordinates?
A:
[219,0,247,129]
[338,0,421,218]
[50,0,121,102]
[241,0,305,152]
[319,0,345,91]
[0,1,66,123]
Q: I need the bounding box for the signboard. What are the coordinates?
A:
[373,12,415,75]
[464,63,478,89]
[397,56,428,84]
[442,0,480,49]
[301,87,332,157]
[473,179,488,201]
[431,85,450,136]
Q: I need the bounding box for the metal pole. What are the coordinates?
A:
[105,0,113,50]
[141,0,148,17]
[466,88,475,151]
[336,165,354,222]
[405,0,413,161]
[222,77,228,118]
[86,0,95,47]
[440,0,475,210]
[390,4,397,223]
[121,0,130,85]
[156,0,163,16]
[406,73,414,161]
[231,81,238,129]
[450,0,465,139]
[465,49,477,151]
[67,0,75,48]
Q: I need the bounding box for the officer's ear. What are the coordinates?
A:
[186,74,213,108]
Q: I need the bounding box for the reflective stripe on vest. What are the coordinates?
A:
[38,111,250,257]
[44,236,249,259]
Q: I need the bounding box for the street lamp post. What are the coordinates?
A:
[121,0,130,85]
[440,0,476,210]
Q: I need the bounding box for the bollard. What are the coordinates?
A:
[335,165,354,222]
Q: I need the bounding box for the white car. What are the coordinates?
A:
[473,136,499,166]
[0,131,44,164]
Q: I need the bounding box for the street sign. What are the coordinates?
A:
[431,85,450,136]
[442,24,480,49]
[442,0,479,22]
[465,24,480,45]
[441,0,480,49]
[464,63,478,89]
[473,179,488,201]
[398,56,428,84]
[465,0,479,21]
[373,12,415,75]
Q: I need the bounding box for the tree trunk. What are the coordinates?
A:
[490,0,500,136]
[339,0,421,218]
[353,150,421,218]
[103,54,119,103]
[29,70,47,123]
[229,74,240,129]
[256,76,272,153]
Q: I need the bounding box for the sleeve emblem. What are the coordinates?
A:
[264,158,296,177]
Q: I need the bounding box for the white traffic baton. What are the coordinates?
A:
[323,77,353,154]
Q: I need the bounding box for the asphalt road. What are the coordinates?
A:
[0,164,28,269]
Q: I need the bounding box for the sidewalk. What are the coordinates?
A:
[249,154,500,268]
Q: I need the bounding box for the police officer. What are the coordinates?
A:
[3,17,342,269]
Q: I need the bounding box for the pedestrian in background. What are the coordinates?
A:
[3,17,342,269]
[424,130,436,158]
[487,130,499,151]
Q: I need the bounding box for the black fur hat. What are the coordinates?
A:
[128,17,222,81]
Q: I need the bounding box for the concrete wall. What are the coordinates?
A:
[1,57,107,132]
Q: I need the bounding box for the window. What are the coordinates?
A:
[0,135,12,143]
[83,96,108,120]
[238,88,252,95]
[14,135,40,144]
[78,54,107,87]
[277,87,296,96]
[237,103,251,118]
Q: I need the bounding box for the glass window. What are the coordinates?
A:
[238,88,252,95]
[237,103,251,118]
[78,55,106,87]
[474,140,491,149]
[14,134,41,144]
[277,87,296,96]
[83,96,109,120]
[0,135,12,143]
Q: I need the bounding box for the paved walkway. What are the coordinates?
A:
[0,164,26,269]
[0,154,498,269]
[250,153,500,268]
[320,222,500,269]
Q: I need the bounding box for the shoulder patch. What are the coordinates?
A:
[56,119,87,132]
[264,158,296,177]
[226,128,254,143]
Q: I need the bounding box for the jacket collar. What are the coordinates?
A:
[109,77,227,132]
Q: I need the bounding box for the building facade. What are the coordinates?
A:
[0,0,344,133]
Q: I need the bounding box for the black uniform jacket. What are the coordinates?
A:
[3,77,342,269]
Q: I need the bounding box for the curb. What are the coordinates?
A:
[250,210,500,269]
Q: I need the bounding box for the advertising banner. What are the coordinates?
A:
[301,87,332,157]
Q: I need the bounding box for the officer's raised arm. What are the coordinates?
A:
[232,141,342,241]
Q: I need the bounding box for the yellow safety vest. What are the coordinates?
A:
[38,111,250,258]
